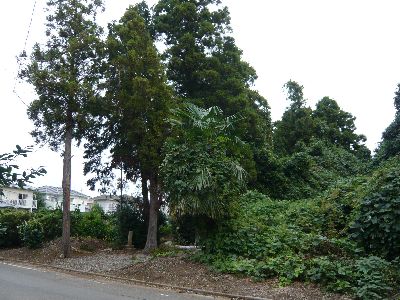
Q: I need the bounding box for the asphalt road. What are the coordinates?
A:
[0,262,216,300]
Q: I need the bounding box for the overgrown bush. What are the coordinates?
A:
[74,204,111,239]
[194,190,398,298]
[0,209,31,248]
[0,206,113,249]
[351,159,400,259]
[35,209,62,241]
[354,256,393,300]
[109,199,147,248]
[258,141,370,200]
[19,219,44,249]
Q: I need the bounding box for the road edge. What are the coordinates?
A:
[0,256,270,300]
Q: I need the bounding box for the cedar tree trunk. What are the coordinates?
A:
[141,176,150,224]
[144,176,161,252]
[62,111,73,258]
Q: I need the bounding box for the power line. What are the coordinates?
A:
[13,0,39,108]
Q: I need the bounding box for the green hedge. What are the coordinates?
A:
[0,209,31,248]
[0,205,112,249]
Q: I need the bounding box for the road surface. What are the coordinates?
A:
[0,261,217,300]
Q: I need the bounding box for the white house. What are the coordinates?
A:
[36,186,93,212]
[92,195,120,214]
[0,185,37,211]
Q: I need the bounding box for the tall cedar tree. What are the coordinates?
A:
[376,84,400,161]
[313,97,370,159]
[274,81,370,158]
[20,0,104,258]
[273,81,315,155]
[152,0,272,184]
[84,6,173,251]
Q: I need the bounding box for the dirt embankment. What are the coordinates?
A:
[0,239,350,300]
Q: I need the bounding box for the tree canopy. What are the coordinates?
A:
[152,0,272,185]
[375,84,400,161]
[83,5,173,250]
[20,0,105,258]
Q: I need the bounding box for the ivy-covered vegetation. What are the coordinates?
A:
[7,0,400,298]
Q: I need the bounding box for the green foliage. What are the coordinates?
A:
[354,256,393,300]
[21,0,105,150]
[274,81,370,159]
[306,257,354,293]
[351,157,400,259]
[193,190,398,297]
[170,215,196,245]
[153,0,272,187]
[375,84,400,161]
[313,97,370,159]
[271,81,370,198]
[161,104,247,219]
[109,200,148,248]
[84,5,172,189]
[258,140,369,200]
[74,204,111,239]
[0,146,46,195]
[19,219,44,249]
[82,5,173,249]
[34,209,62,241]
[307,256,394,299]
[0,207,114,249]
[273,81,315,156]
[34,192,46,210]
[0,210,31,248]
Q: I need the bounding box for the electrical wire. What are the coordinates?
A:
[13,0,39,107]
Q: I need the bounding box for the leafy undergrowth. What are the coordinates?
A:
[193,183,400,299]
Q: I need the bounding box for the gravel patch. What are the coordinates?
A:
[52,253,134,273]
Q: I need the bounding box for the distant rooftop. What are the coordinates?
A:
[36,186,90,198]
[3,184,35,191]
[92,195,135,202]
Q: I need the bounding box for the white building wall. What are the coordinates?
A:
[94,200,118,214]
[0,187,36,210]
[44,195,93,212]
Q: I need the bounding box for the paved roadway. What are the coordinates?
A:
[0,261,216,300]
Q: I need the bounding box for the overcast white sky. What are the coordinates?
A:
[1,0,399,196]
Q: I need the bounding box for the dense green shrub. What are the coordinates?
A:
[109,199,147,248]
[35,209,62,241]
[170,215,196,245]
[0,206,114,249]
[306,256,394,299]
[193,190,398,298]
[354,256,393,300]
[74,204,111,239]
[351,157,400,259]
[0,209,31,248]
[19,219,44,249]
[258,141,370,200]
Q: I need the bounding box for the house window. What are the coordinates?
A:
[19,193,28,200]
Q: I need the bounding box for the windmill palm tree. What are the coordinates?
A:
[161,103,247,220]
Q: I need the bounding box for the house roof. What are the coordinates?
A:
[2,184,35,191]
[36,186,90,198]
[92,195,138,202]
[92,195,120,202]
